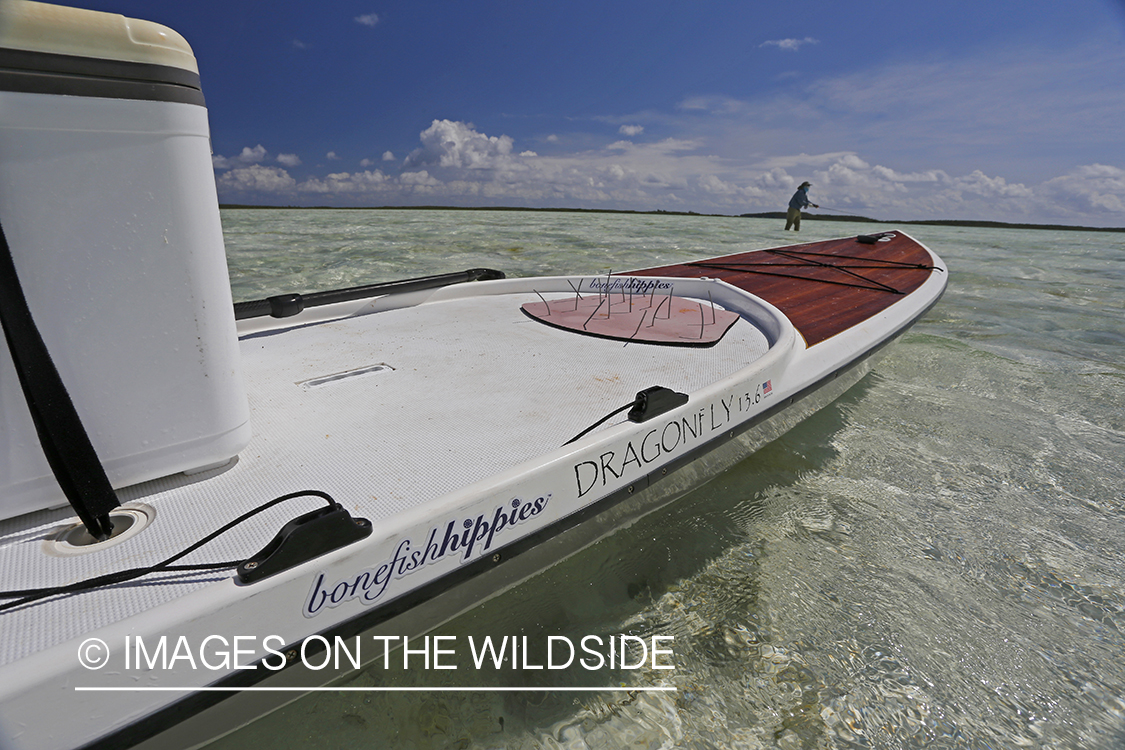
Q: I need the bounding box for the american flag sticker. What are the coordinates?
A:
[762,380,773,396]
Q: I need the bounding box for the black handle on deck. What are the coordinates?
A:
[234,267,506,320]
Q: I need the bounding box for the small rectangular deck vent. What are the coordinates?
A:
[299,363,394,390]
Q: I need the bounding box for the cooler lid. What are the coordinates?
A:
[0,1,203,104]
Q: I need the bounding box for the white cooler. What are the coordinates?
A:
[0,1,251,521]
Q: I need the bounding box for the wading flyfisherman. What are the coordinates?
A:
[785,181,818,231]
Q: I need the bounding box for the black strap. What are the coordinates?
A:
[0,220,120,539]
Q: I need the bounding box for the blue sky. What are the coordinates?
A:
[84,0,1125,225]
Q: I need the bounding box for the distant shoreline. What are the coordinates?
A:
[218,204,1125,233]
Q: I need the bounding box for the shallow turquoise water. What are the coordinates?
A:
[215,210,1125,749]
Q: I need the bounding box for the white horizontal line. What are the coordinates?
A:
[75,686,676,693]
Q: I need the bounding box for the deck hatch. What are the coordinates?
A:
[298,364,394,390]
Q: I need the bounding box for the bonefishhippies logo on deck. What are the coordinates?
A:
[586,277,672,295]
[304,495,550,617]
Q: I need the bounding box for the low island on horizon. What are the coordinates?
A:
[217,204,1124,233]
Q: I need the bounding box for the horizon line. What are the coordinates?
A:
[216,204,1125,233]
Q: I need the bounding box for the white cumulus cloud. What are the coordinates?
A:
[302,170,389,194]
[217,165,297,193]
[760,37,819,51]
[1039,164,1125,216]
[212,144,269,169]
[404,120,515,169]
[355,13,379,27]
[400,170,440,186]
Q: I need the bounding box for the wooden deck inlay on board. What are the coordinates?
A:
[631,233,938,347]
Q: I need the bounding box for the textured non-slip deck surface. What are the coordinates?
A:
[632,233,936,346]
[0,290,769,664]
